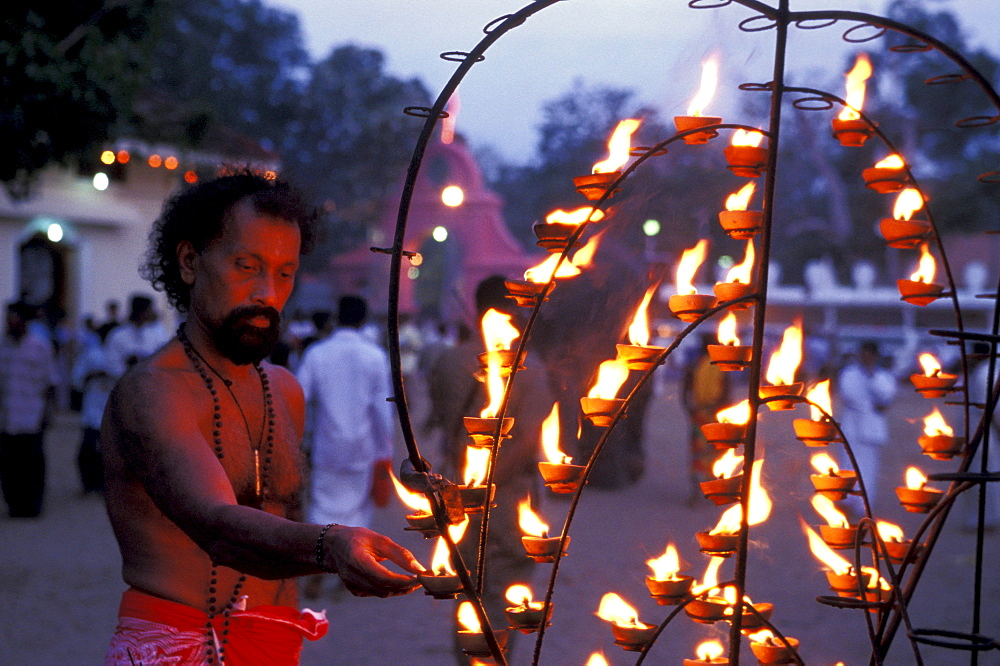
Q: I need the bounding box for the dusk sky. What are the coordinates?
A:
[271,0,998,162]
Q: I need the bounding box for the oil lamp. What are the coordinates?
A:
[573,119,641,200]
[879,188,931,249]
[507,232,602,306]
[862,569,894,614]
[645,542,695,604]
[616,281,666,370]
[459,446,495,513]
[803,521,871,597]
[877,521,920,565]
[475,308,523,379]
[417,517,469,598]
[533,206,604,253]
[718,182,762,239]
[812,494,857,550]
[465,309,519,447]
[674,56,722,144]
[700,448,744,505]
[537,403,585,493]
[503,584,552,633]
[759,321,804,410]
[668,239,718,321]
[697,460,770,556]
[897,243,944,305]
[721,586,773,631]
[831,53,874,146]
[724,129,767,178]
[519,497,566,562]
[707,312,752,371]
[701,399,750,449]
[585,653,609,666]
[909,352,957,397]
[712,240,756,310]
[580,358,630,426]
[808,453,857,501]
[863,153,908,193]
[596,592,657,651]
[895,466,943,513]
[792,380,839,445]
[683,640,729,665]
[748,630,800,664]
[918,407,962,459]
[391,470,439,537]
[456,601,509,657]
[685,557,730,622]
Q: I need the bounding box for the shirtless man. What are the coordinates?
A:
[101,172,422,665]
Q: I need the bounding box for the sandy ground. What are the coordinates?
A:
[2,377,998,665]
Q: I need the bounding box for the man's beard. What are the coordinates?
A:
[211,305,281,365]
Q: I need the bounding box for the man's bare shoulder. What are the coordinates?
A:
[105,342,197,425]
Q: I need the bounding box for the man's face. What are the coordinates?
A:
[186,202,301,365]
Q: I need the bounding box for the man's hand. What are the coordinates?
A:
[325,526,425,598]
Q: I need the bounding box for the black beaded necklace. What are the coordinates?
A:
[177,324,276,665]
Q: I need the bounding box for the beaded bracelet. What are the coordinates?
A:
[315,523,337,573]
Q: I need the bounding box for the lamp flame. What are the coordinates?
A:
[910,243,936,283]
[838,53,873,121]
[725,182,756,212]
[646,543,681,581]
[692,556,725,595]
[918,353,942,377]
[717,312,741,347]
[431,516,470,574]
[518,497,549,537]
[687,56,720,116]
[697,640,725,661]
[710,459,771,534]
[628,281,661,347]
[457,600,481,632]
[545,206,605,226]
[541,403,571,464]
[480,308,519,352]
[812,494,850,528]
[596,592,641,627]
[892,188,924,221]
[587,358,631,400]
[717,399,751,425]
[505,584,536,608]
[725,240,755,284]
[585,653,609,666]
[464,446,490,487]
[592,119,642,174]
[676,239,709,296]
[810,452,840,475]
[765,319,803,386]
[731,129,764,147]
[802,519,852,575]
[806,379,833,421]
[905,466,928,491]
[712,448,744,479]
[923,407,954,437]
[876,154,905,170]
[390,470,432,514]
[876,521,905,543]
[523,232,604,283]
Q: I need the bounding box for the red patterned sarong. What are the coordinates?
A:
[104,587,328,665]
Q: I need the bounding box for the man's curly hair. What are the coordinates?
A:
[142,170,317,313]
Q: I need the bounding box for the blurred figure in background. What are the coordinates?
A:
[71,325,115,493]
[682,333,731,504]
[105,294,171,377]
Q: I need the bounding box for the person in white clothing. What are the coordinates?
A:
[296,295,396,598]
[836,340,897,513]
[104,295,171,377]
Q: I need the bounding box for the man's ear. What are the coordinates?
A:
[177,241,198,285]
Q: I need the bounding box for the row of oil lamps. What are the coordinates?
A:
[395,52,964,664]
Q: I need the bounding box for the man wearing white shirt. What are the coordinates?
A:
[105,295,171,377]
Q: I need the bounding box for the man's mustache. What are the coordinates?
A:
[225,306,281,328]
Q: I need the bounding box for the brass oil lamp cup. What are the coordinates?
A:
[533,221,581,253]
[918,433,963,460]
[712,281,755,310]
[674,115,722,144]
[459,484,496,514]
[724,144,767,178]
[897,279,944,306]
[696,531,739,557]
[504,279,551,308]
[476,350,524,378]
[463,416,515,448]
[616,343,665,371]
[810,470,857,501]
[819,524,859,550]
[793,418,840,446]
[457,628,509,658]
[700,474,743,506]
[831,117,874,146]
[404,512,440,538]
[505,601,553,634]
[417,571,464,598]
[909,372,958,398]
[573,172,621,201]
[700,422,747,450]
[521,535,568,563]
[645,575,695,605]
[750,636,800,664]
[759,382,804,411]
[826,567,872,598]
[863,166,907,193]
[883,539,921,565]
[879,218,931,249]
[685,594,730,623]
[611,622,658,651]
[537,461,586,493]
[718,210,763,239]
[707,343,752,372]
[668,293,719,323]
[580,396,626,427]
[895,485,943,513]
